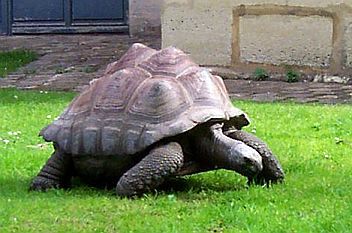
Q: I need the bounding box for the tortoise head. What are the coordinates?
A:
[192,123,263,178]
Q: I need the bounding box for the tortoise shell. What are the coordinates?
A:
[40,43,249,156]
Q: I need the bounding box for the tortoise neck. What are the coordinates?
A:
[193,123,262,177]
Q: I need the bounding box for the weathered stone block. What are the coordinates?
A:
[344,16,352,68]
[162,1,291,65]
[129,0,162,36]
[239,15,333,67]
[162,6,232,65]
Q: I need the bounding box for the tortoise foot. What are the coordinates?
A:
[225,130,285,186]
[29,150,72,191]
[30,176,63,191]
[247,172,284,187]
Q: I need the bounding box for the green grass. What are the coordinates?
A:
[0,89,351,233]
[0,50,38,77]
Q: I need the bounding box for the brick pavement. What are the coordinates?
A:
[224,80,352,104]
[0,34,161,92]
[0,34,351,104]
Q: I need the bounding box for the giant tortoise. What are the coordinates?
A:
[30,43,284,197]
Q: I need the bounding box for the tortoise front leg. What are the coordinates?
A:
[116,142,184,197]
[30,148,73,191]
[225,130,285,185]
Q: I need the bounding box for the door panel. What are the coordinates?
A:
[13,0,64,22]
[72,0,124,21]
[0,2,2,24]
[10,0,127,34]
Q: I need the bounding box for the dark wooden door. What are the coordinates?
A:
[72,0,124,24]
[13,0,65,24]
[11,0,127,34]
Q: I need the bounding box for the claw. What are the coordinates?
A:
[29,177,63,191]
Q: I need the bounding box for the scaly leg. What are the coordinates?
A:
[30,149,73,191]
[225,130,285,185]
[116,142,184,197]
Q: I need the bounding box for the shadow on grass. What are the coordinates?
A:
[160,176,246,194]
[0,174,248,200]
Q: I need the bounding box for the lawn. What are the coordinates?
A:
[0,89,351,233]
[0,50,38,77]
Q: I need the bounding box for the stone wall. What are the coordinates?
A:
[129,0,162,36]
[161,0,352,74]
[345,13,352,67]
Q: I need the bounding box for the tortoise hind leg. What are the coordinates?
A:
[225,130,285,185]
[116,142,184,197]
[30,149,73,191]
